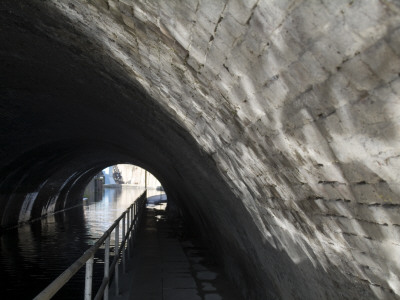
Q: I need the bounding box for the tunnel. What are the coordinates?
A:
[1,0,400,299]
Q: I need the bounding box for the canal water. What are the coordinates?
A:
[0,186,146,299]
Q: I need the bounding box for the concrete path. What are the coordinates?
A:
[109,207,243,300]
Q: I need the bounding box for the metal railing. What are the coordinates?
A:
[34,191,147,300]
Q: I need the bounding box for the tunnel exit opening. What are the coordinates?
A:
[82,164,167,209]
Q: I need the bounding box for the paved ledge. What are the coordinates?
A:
[110,207,243,300]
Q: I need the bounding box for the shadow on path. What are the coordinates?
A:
[110,207,243,300]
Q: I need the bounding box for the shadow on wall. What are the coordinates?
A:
[2,0,398,299]
[192,1,400,299]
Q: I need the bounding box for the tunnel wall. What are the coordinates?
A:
[1,0,400,299]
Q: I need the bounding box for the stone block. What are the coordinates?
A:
[225,0,258,25]
[362,41,400,83]
[342,56,381,91]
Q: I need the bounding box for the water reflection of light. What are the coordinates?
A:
[103,188,115,209]
[0,186,146,299]
[83,187,145,245]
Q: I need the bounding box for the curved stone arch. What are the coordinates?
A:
[1,0,400,299]
[0,144,81,227]
[0,134,187,228]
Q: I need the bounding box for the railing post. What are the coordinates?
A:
[33,192,147,300]
[115,224,119,296]
[104,236,110,300]
[135,201,137,216]
[127,207,131,232]
[122,215,126,273]
[127,208,130,239]
[85,255,94,300]
[133,202,137,243]
[127,207,131,257]
[131,204,135,250]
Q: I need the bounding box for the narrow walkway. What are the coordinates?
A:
[110,207,243,300]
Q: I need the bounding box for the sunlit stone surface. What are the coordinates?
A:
[1,1,399,299]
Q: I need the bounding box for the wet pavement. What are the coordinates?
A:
[110,206,243,300]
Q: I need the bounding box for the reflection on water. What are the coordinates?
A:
[84,187,145,242]
[0,186,145,299]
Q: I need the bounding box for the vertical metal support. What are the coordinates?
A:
[130,205,135,254]
[104,236,110,300]
[127,232,131,258]
[33,193,148,300]
[138,199,142,223]
[115,224,120,296]
[122,215,126,273]
[127,207,131,257]
[131,204,134,250]
[133,202,137,243]
[131,204,133,222]
[131,203,134,226]
[127,209,130,235]
[85,255,94,300]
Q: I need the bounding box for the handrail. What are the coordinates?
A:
[33,190,147,300]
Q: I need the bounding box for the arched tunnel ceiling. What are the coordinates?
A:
[1,0,400,299]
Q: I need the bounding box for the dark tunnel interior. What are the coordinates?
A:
[2,1,400,299]
[0,1,199,227]
[1,5,257,295]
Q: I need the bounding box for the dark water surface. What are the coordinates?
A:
[0,187,145,299]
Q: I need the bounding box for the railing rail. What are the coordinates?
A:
[33,190,147,300]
